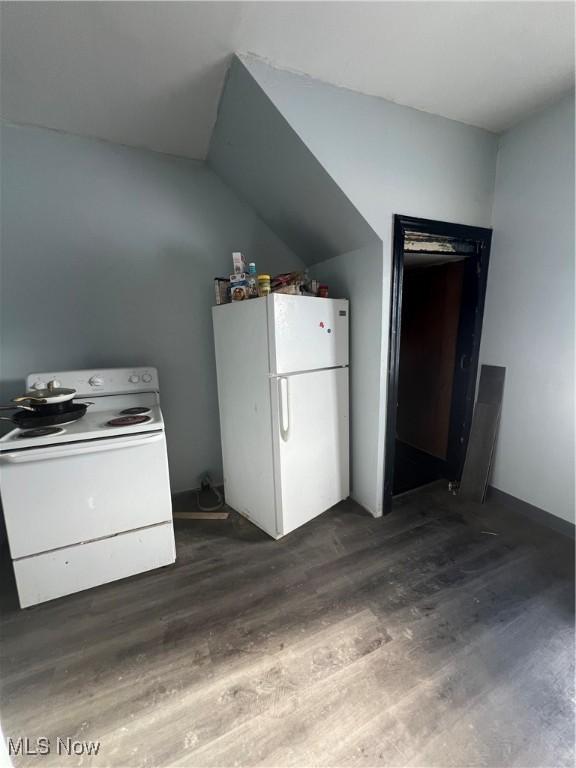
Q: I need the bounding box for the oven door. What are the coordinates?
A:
[0,431,172,559]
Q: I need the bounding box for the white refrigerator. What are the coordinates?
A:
[213,294,349,539]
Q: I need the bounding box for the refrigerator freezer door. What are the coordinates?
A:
[268,294,349,374]
[271,367,349,536]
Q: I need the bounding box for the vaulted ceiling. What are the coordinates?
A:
[1,2,573,160]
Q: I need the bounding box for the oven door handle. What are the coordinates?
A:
[0,431,164,463]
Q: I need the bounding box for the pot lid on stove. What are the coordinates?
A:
[12,380,76,405]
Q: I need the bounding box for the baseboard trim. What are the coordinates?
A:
[487,487,575,539]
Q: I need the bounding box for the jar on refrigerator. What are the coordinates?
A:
[258,274,271,297]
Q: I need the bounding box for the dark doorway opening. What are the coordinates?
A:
[384,215,492,512]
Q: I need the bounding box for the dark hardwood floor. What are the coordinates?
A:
[392,440,445,495]
[1,484,574,767]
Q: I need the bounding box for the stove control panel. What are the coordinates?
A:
[26,368,160,396]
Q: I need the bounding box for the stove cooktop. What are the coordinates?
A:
[0,393,163,451]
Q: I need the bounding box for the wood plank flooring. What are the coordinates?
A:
[0,484,574,767]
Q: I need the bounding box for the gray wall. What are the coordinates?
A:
[479,94,575,523]
[241,55,498,242]
[311,243,386,516]
[208,58,376,263]
[209,58,385,515]
[231,56,499,514]
[0,121,303,492]
[245,56,574,523]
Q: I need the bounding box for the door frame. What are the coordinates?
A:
[383,214,492,514]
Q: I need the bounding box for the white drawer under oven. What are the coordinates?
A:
[13,523,176,608]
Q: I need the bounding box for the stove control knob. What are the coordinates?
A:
[50,379,61,389]
[89,376,104,387]
[32,380,46,390]
[129,374,140,384]
[141,373,153,383]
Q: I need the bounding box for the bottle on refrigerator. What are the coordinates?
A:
[247,263,259,298]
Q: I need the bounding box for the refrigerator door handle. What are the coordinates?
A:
[278,377,290,441]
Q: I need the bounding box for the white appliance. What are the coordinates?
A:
[213,294,349,538]
[0,367,175,608]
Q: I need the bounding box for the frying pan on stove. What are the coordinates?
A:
[0,380,93,429]
[0,402,91,429]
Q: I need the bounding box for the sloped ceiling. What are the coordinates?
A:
[209,58,379,264]
[1,2,574,160]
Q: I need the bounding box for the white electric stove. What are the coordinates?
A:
[0,367,176,608]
